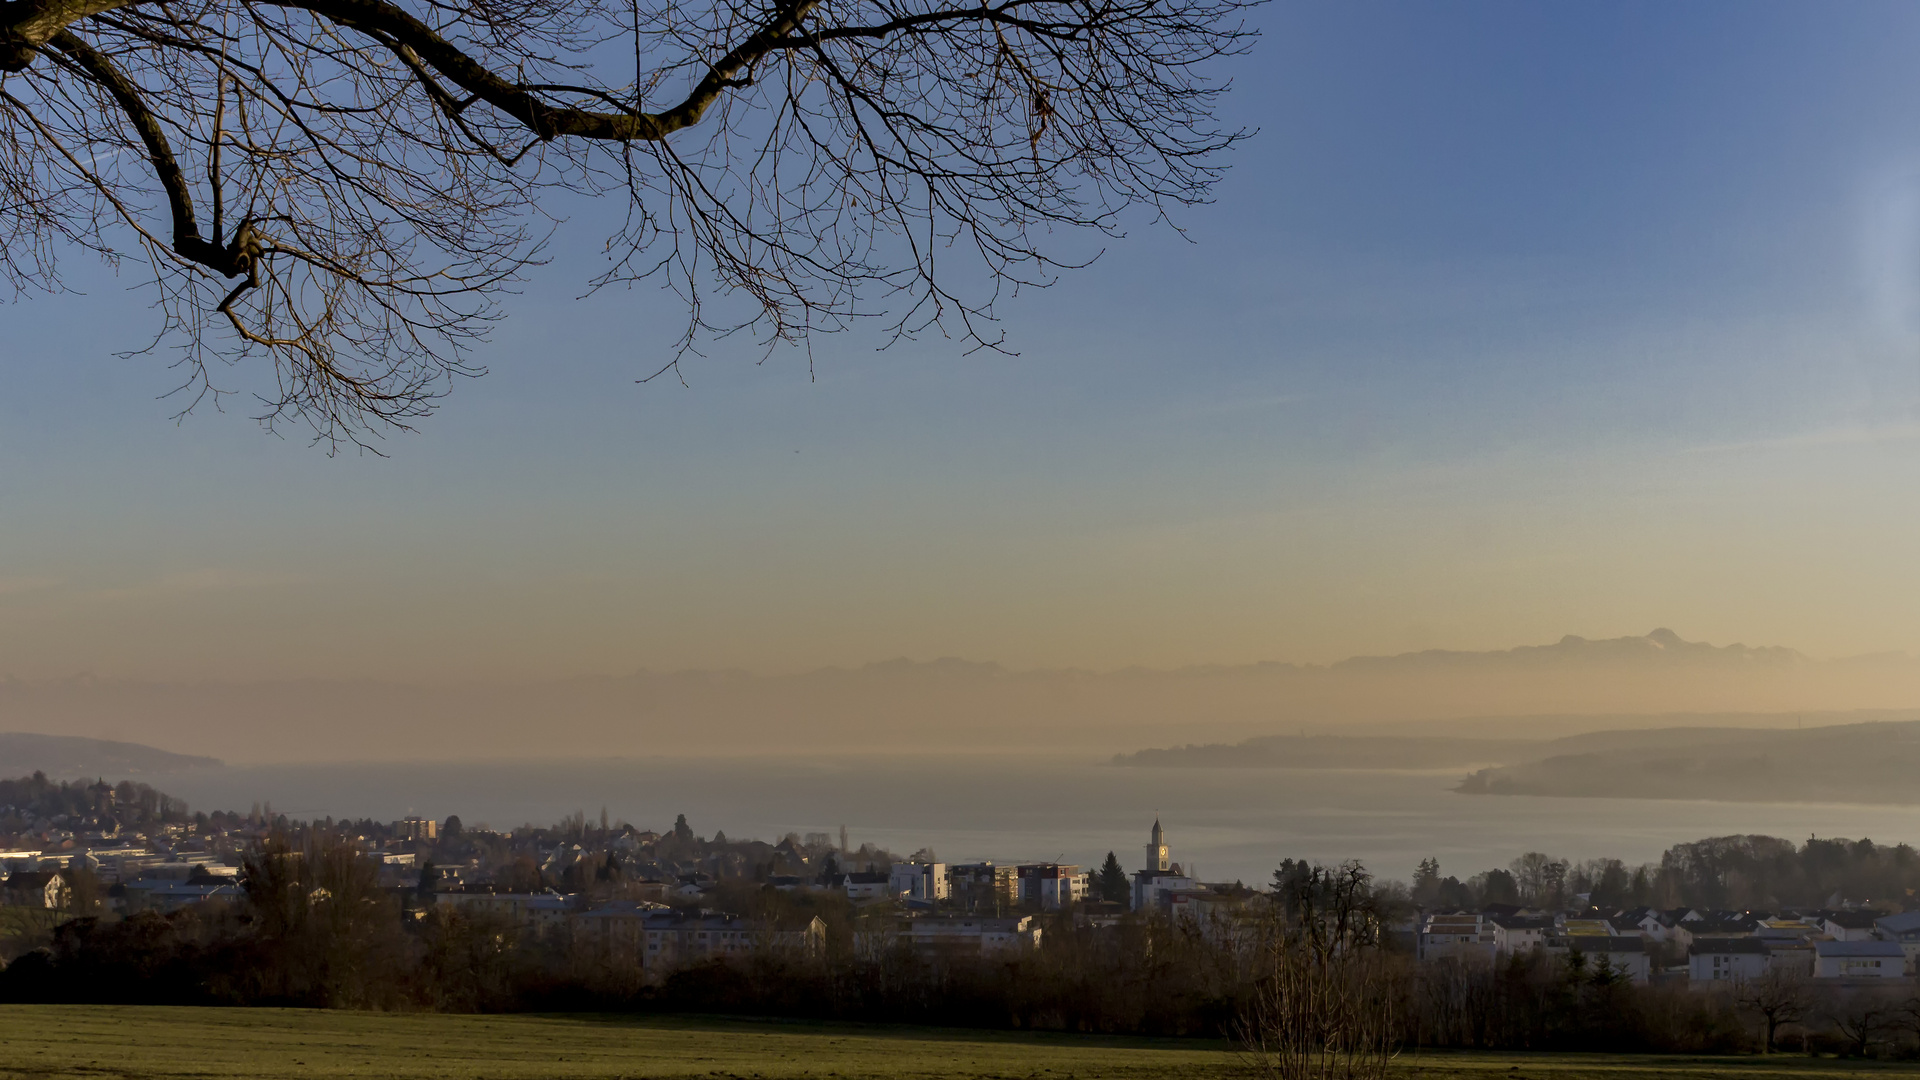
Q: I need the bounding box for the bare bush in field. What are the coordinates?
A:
[1238,861,1397,1080]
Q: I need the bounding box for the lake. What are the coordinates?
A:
[148,755,1920,885]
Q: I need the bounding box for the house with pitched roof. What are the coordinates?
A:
[1820,910,1883,942]
[1418,913,1497,964]
[1488,913,1555,954]
[2,870,66,909]
[898,913,1040,956]
[1874,911,1920,974]
[1813,939,1906,979]
[1688,937,1770,984]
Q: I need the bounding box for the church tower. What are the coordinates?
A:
[1146,818,1169,872]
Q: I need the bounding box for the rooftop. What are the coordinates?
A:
[1877,911,1920,936]
[1823,911,1881,930]
[1567,936,1644,953]
[1689,937,1769,955]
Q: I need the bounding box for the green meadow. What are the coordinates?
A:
[0,1006,1910,1080]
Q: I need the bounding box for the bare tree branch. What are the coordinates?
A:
[0,0,1257,445]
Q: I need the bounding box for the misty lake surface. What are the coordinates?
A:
[157,757,1920,883]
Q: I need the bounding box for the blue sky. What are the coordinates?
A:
[4,0,1920,681]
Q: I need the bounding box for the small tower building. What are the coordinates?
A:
[1132,818,1194,911]
[1146,818,1169,872]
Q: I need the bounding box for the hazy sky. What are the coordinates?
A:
[5,0,1920,682]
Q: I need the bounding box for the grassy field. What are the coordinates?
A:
[0,1007,1912,1080]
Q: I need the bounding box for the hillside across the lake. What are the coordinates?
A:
[1118,716,1920,805]
[0,732,222,778]
[1455,720,1920,804]
[1114,734,1537,770]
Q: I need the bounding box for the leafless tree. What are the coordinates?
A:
[0,0,1255,446]
[1238,861,1398,1080]
[1825,988,1901,1059]
[1735,967,1810,1053]
[239,831,414,1005]
[1902,987,1920,1048]
[1508,852,1568,910]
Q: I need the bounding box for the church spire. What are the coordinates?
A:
[1146,817,1169,872]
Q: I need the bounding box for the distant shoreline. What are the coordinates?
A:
[1120,717,1920,808]
[0,732,223,778]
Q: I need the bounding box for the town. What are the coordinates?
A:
[4,770,1920,1002]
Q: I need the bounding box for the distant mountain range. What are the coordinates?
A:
[1331,627,1808,671]
[0,733,223,777]
[6,630,1920,761]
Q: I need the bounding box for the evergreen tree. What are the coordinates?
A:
[1412,856,1441,905]
[1097,851,1129,903]
[673,814,694,844]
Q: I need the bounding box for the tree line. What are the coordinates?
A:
[0,772,190,828]
[1411,834,1920,912]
